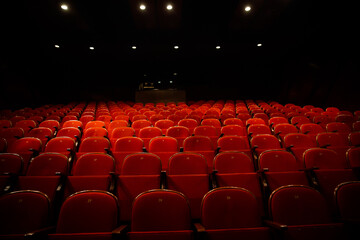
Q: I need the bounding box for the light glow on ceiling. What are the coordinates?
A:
[245,6,251,12]
[132,46,137,49]
[55,45,60,48]
[61,4,69,10]
[166,4,173,11]
[174,45,179,49]
[139,4,146,10]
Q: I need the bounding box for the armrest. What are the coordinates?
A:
[112,224,129,238]
[25,226,56,238]
[264,220,288,231]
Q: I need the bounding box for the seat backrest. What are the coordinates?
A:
[82,127,108,138]
[45,137,75,153]
[251,134,281,149]
[7,137,42,153]
[220,125,246,136]
[108,120,128,134]
[166,126,190,138]
[26,153,68,176]
[72,153,115,175]
[201,119,221,128]
[113,136,143,152]
[0,153,23,174]
[84,120,106,129]
[335,181,360,221]
[121,153,161,175]
[269,185,331,225]
[349,132,360,146]
[62,120,83,129]
[78,137,110,153]
[258,150,299,171]
[131,190,191,231]
[56,191,118,233]
[217,136,250,151]
[178,119,198,129]
[283,133,316,148]
[131,120,152,129]
[268,117,288,127]
[110,127,135,139]
[139,127,162,138]
[149,136,178,152]
[223,118,244,127]
[194,125,218,137]
[56,127,81,140]
[155,119,175,130]
[347,147,360,168]
[326,122,351,134]
[201,187,262,229]
[0,190,50,234]
[39,120,60,132]
[300,123,325,135]
[316,132,349,147]
[291,116,311,127]
[247,124,271,137]
[28,127,54,140]
[273,123,298,136]
[167,152,208,175]
[183,136,213,151]
[15,120,37,133]
[214,151,254,173]
[304,148,347,169]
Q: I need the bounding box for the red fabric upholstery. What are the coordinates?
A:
[113,137,144,174]
[26,153,68,176]
[72,153,114,176]
[183,136,215,172]
[149,136,178,171]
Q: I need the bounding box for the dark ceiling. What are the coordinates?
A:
[1,0,359,109]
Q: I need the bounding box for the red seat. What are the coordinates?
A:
[49,191,118,240]
[132,120,152,136]
[128,189,193,240]
[139,127,163,150]
[64,153,115,199]
[107,120,128,135]
[166,126,190,148]
[109,127,135,147]
[82,127,108,139]
[149,136,178,171]
[304,148,357,212]
[117,153,161,221]
[291,116,311,127]
[76,137,111,160]
[39,120,60,135]
[166,152,209,219]
[250,134,282,159]
[247,124,271,138]
[347,147,360,168]
[112,137,144,174]
[283,133,317,165]
[213,151,264,216]
[223,117,245,127]
[155,119,174,135]
[268,117,288,128]
[0,190,50,238]
[217,135,252,160]
[258,150,309,192]
[56,127,81,145]
[61,120,83,130]
[84,120,106,129]
[349,132,360,146]
[201,118,222,136]
[316,132,350,162]
[194,125,219,148]
[183,136,215,173]
[27,127,53,150]
[0,127,24,149]
[7,137,42,174]
[273,123,299,141]
[44,137,76,160]
[334,181,360,238]
[267,185,343,240]
[221,125,247,136]
[198,187,271,240]
[300,123,325,142]
[178,119,199,135]
[14,120,37,135]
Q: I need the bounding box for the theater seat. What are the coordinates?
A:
[128,189,193,240]
[196,187,271,240]
[49,191,119,240]
[0,190,51,239]
[267,185,343,240]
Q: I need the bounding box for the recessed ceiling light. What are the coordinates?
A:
[61,4,69,10]
[245,5,251,12]
[174,45,179,49]
[139,4,146,10]
[170,80,173,83]
[89,46,94,50]
[166,4,173,11]
[216,45,221,49]
[132,46,137,49]
[257,43,262,47]
[54,45,60,48]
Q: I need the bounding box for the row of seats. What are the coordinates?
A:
[1,183,359,239]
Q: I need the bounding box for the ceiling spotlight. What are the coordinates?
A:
[139,4,146,10]
[54,45,60,48]
[244,5,251,12]
[89,46,95,50]
[166,4,173,11]
[174,45,179,49]
[216,45,221,49]
[257,43,262,47]
[61,4,69,10]
[132,46,137,49]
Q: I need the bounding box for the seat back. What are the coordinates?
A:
[217,136,250,152]
[62,120,83,130]
[113,137,143,152]
[131,190,191,231]
[251,134,281,149]
[316,132,349,147]
[82,127,108,139]
[84,120,106,129]
[0,190,50,234]
[149,136,178,152]
[258,150,299,172]
[7,137,42,154]
[45,137,75,153]
[247,124,271,137]
[26,153,68,176]
[326,122,351,134]
[201,187,262,229]
[300,123,325,135]
[269,185,331,225]
[214,151,254,173]
[335,181,360,221]
[72,153,115,176]
[304,148,347,169]
[56,191,118,233]
[78,137,110,153]
[168,152,208,175]
[0,153,23,174]
[220,125,246,136]
[183,136,213,151]
[283,133,316,148]
[121,153,161,175]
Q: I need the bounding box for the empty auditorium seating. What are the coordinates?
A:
[283,133,317,165]
[0,190,51,238]
[250,134,282,159]
[247,124,271,138]
[166,126,190,148]
[213,151,264,216]
[178,118,198,134]
[220,124,247,136]
[49,191,119,239]
[149,136,178,171]
[258,150,309,193]
[166,152,209,219]
[183,136,215,172]
[139,126,163,150]
[128,189,193,240]
[267,185,343,240]
[196,187,271,240]
[0,127,24,148]
[117,153,162,221]
[76,136,111,160]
